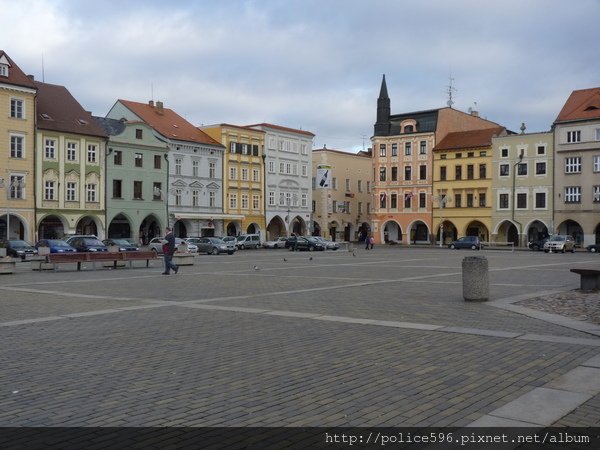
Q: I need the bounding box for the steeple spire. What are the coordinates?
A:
[374,74,391,136]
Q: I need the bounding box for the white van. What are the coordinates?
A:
[235,234,261,249]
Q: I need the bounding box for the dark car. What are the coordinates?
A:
[66,236,108,252]
[286,236,325,252]
[2,239,39,259]
[586,244,600,253]
[528,237,549,251]
[36,239,76,253]
[448,236,483,250]
[103,238,139,251]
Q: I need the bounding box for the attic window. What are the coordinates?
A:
[77,119,88,125]
[584,104,600,111]
[0,64,7,77]
[41,113,52,120]
[172,124,179,128]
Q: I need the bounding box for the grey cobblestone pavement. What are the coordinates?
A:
[1,246,599,429]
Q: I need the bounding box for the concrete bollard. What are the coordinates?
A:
[462,256,489,301]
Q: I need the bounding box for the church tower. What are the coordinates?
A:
[374,74,391,136]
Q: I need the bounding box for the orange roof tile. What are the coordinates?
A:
[555,87,600,123]
[118,99,223,147]
[434,127,506,151]
[0,50,37,90]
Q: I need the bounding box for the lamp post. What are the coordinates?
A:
[512,152,524,247]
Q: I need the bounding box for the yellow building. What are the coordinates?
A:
[0,51,37,242]
[432,127,507,244]
[201,124,266,238]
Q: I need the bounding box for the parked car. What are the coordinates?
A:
[65,236,108,252]
[528,237,549,251]
[544,235,576,253]
[312,236,340,250]
[586,244,600,253]
[35,239,76,253]
[448,236,483,250]
[286,236,326,251]
[190,237,236,255]
[235,234,261,249]
[263,237,288,249]
[221,236,237,245]
[148,237,197,254]
[103,238,139,251]
[2,239,39,259]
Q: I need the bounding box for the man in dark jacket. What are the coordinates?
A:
[162,227,178,275]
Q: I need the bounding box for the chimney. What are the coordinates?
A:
[156,101,164,115]
[27,74,34,80]
[149,100,154,107]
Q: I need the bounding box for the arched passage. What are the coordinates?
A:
[381,220,402,243]
[76,216,99,237]
[436,220,458,245]
[267,216,286,239]
[108,213,132,239]
[465,220,489,241]
[38,215,67,239]
[557,219,584,247]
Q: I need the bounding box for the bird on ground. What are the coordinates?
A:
[309,256,313,261]
[253,265,260,271]
[283,258,287,262]
[352,250,356,257]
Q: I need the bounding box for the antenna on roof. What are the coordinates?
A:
[151,82,154,102]
[446,75,456,108]
[41,53,45,83]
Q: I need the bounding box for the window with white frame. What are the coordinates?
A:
[10,135,24,158]
[45,139,56,159]
[241,194,249,209]
[379,144,386,157]
[594,155,600,172]
[537,145,546,155]
[229,166,237,180]
[87,144,97,163]
[345,178,350,191]
[301,193,307,207]
[0,64,7,77]
[593,186,600,203]
[268,161,275,173]
[535,192,547,209]
[391,143,397,156]
[501,148,509,158]
[567,130,581,143]
[564,186,581,203]
[535,161,547,175]
[175,189,182,206]
[44,180,55,200]
[404,142,412,155]
[596,129,600,141]
[10,98,24,118]
[253,168,260,182]
[285,192,292,206]
[67,142,77,161]
[86,184,97,202]
[498,193,509,209]
[240,168,248,181]
[9,175,25,199]
[279,162,285,173]
[301,165,307,176]
[499,163,509,176]
[565,156,581,173]
[175,158,182,175]
[192,190,199,207]
[229,193,237,209]
[516,193,527,209]
[252,194,259,210]
[420,141,427,155]
[66,182,77,201]
[517,163,528,176]
[285,163,291,174]
[209,162,216,178]
[192,160,199,177]
[209,191,216,207]
[301,143,308,155]
[269,191,275,206]
[230,142,236,153]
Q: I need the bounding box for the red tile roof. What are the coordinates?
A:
[246,122,315,137]
[434,127,506,151]
[118,99,222,146]
[0,50,37,90]
[555,87,600,123]
[35,81,107,138]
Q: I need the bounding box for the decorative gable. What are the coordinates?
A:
[206,182,220,190]
[0,54,10,77]
[189,181,204,188]
[172,179,187,187]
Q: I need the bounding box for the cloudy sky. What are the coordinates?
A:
[2,0,599,151]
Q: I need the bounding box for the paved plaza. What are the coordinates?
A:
[1,246,599,431]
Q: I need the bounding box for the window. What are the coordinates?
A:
[596,129,600,141]
[379,144,386,157]
[175,158,182,175]
[135,129,143,139]
[332,177,337,189]
[391,143,398,156]
[134,153,143,167]
[404,192,412,209]
[253,169,260,182]
[87,144,97,163]
[379,192,386,209]
[455,153,462,159]
[175,189,182,206]
[501,148,509,158]
[455,194,462,208]
[404,166,412,181]
[67,142,77,161]
[499,193,509,209]
[154,155,162,169]
[479,164,486,179]
[379,167,386,182]
[268,161,275,173]
[0,64,7,77]
[467,165,474,180]
[517,193,527,209]
[45,139,56,159]
[86,184,97,202]
[44,181,55,200]
[10,98,23,118]
[479,193,486,207]
[419,192,426,208]
[253,194,260,210]
[133,181,143,200]
[390,193,397,209]
[241,194,249,209]
[301,165,307,177]
[152,182,161,200]
[229,193,237,209]
[440,166,447,181]
[467,193,474,207]
[209,191,216,207]
[192,160,199,177]
[241,168,248,181]
[66,182,77,201]
[455,166,462,180]
[536,161,547,175]
[467,152,474,158]
[565,157,581,173]
[10,135,24,158]
[594,156,600,172]
[345,178,350,191]
[209,162,216,178]
[419,165,427,180]
[499,164,509,176]
[230,142,236,153]
[564,186,581,203]
[420,141,427,154]
[114,150,122,165]
[517,163,528,176]
[192,190,199,207]
[537,145,546,155]
[593,186,600,203]
[535,192,546,208]
[9,175,25,199]
[404,142,412,156]
[113,180,122,198]
[391,167,398,181]
[301,193,307,208]
[229,167,237,180]
[567,130,581,143]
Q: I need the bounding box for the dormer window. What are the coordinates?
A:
[77,118,88,125]
[41,113,52,120]
[0,64,7,77]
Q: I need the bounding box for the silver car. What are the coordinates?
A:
[148,237,198,254]
[543,235,576,253]
[191,237,236,255]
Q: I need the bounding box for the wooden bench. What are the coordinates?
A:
[45,251,157,272]
[570,269,600,290]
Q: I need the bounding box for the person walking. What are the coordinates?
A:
[162,227,178,275]
[365,233,374,250]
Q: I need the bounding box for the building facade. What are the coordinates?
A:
[312,147,372,242]
[201,124,266,239]
[0,51,37,242]
[553,87,600,247]
[107,100,227,238]
[95,118,169,244]
[491,131,554,247]
[34,80,107,239]
[248,123,314,240]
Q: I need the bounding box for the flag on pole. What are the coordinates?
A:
[404,192,413,200]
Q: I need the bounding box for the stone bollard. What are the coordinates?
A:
[462,256,489,301]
